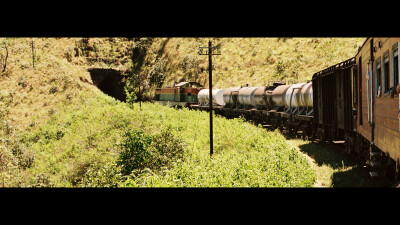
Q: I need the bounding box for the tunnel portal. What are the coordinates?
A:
[88,68,126,101]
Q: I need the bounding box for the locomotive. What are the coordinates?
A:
[153,81,203,107]
[153,37,400,182]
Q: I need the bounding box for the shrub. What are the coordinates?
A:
[124,86,137,108]
[116,130,153,176]
[147,129,185,171]
[81,162,122,187]
[116,128,186,178]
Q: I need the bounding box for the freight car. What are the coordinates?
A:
[153,37,400,182]
[189,81,314,140]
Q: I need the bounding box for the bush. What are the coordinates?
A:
[122,103,316,187]
[117,130,153,176]
[81,162,122,187]
[147,129,185,170]
[116,128,186,178]
[124,85,137,108]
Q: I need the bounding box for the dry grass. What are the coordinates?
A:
[138,38,365,92]
[0,38,124,133]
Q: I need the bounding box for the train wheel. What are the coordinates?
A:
[326,128,334,145]
[301,123,311,141]
[316,129,323,143]
[271,118,278,130]
[292,123,298,136]
[345,140,352,155]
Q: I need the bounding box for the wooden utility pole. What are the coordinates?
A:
[199,39,221,156]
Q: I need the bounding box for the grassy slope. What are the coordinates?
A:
[0,38,101,186]
[122,103,316,187]
[138,38,365,99]
[0,37,365,187]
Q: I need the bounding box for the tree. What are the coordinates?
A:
[0,42,8,73]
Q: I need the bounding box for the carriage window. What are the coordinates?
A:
[393,44,399,87]
[376,58,382,96]
[383,51,390,94]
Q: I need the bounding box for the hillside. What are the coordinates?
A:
[129,37,365,99]
[0,37,365,187]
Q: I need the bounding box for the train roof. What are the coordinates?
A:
[312,57,356,79]
[174,81,203,87]
[354,37,370,56]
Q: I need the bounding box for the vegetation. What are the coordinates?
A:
[121,103,316,187]
[73,37,364,100]
[0,37,368,187]
[127,37,364,99]
[6,95,315,187]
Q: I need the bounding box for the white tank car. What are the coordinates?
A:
[271,84,291,107]
[223,87,241,106]
[237,87,259,107]
[298,82,313,107]
[284,83,306,108]
[198,89,226,106]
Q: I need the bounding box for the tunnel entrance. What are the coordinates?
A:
[88,68,126,101]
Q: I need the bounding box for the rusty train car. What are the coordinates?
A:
[153,37,400,182]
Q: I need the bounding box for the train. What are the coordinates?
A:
[153,37,400,183]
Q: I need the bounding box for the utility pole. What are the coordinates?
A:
[199,39,221,156]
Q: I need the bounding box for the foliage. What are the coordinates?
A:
[124,85,137,108]
[13,91,316,187]
[81,162,122,187]
[117,130,153,176]
[0,90,27,187]
[130,38,365,99]
[120,102,316,187]
[116,127,185,178]
[147,128,185,170]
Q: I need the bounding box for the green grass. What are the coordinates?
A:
[12,92,316,187]
[116,102,317,187]
[287,139,392,187]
